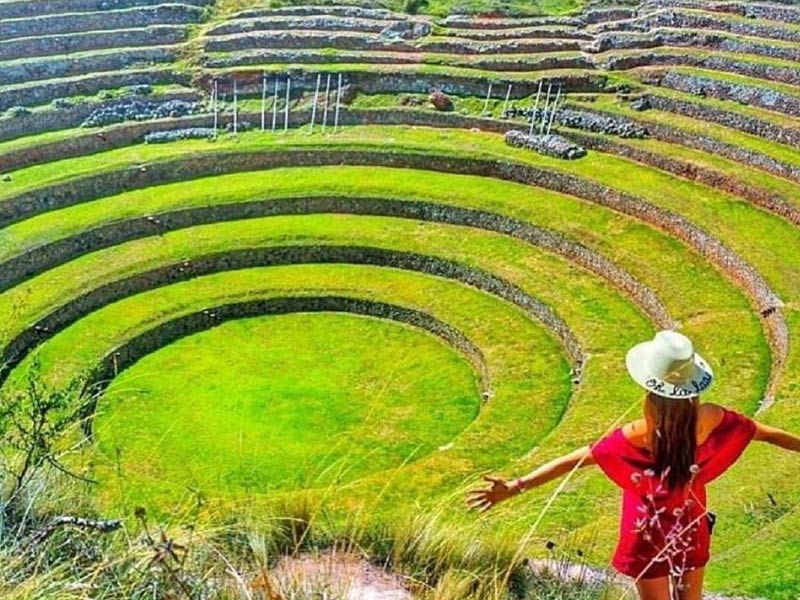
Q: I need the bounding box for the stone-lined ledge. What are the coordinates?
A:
[0,0,212,20]
[0,4,205,41]
[233,6,400,20]
[438,7,635,29]
[0,245,581,390]
[202,49,593,73]
[566,104,800,184]
[644,94,800,150]
[84,296,489,405]
[438,27,593,42]
[640,0,800,24]
[568,131,800,227]
[0,146,784,399]
[0,47,178,88]
[0,146,781,316]
[202,70,608,100]
[0,69,191,113]
[645,70,800,119]
[590,9,800,44]
[0,126,673,328]
[601,52,800,87]
[588,28,800,63]
[207,16,400,37]
[0,26,187,63]
[439,15,580,28]
[0,91,202,143]
[3,106,794,239]
[204,31,584,56]
[0,192,667,338]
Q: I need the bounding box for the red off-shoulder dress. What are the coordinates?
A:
[590,408,756,580]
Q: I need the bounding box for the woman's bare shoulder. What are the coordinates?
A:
[698,402,725,439]
[699,402,725,423]
[620,418,648,447]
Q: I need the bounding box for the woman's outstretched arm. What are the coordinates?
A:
[467,446,596,513]
[753,421,800,452]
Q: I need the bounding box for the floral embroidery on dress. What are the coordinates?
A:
[628,464,705,581]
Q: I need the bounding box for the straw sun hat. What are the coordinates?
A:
[626,330,714,399]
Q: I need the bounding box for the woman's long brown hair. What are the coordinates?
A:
[644,392,699,489]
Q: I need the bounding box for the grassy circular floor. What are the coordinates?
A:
[91,312,481,509]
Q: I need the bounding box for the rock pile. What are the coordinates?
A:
[144,128,215,143]
[6,106,32,118]
[429,90,453,112]
[81,99,202,127]
[554,108,649,138]
[378,20,432,40]
[504,130,587,160]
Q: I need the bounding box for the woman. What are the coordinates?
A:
[468,330,800,600]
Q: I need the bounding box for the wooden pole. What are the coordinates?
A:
[546,84,562,135]
[334,73,343,133]
[502,83,512,116]
[284,76,291,131]
[539,82,553,135]
[260,72,267,131]
[212,79,218,138]
[482,82,493,115]
[321,73,332,133]
[271,75,278,132]
[310,73,321,133]
[232,79,238,135]
[528,80,543,136]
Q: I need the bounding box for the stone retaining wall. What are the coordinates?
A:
[439,15,581,29]
[743,3,800,22]
[0,142,784,397]
[214,70,606,99]
[582,8,637,24]
[440,27,593,41]
[0,133,670,326]
[422,37,583,55]
[601,52,800,87]
[235,6,399,19]
[568,131,800,226]
[204,50,593,73]
[569,104,800,183]
[646,94,800,149]
[0,26,187,62]
[591,9,800,43]
[1,147,779,317]
[650,71,800,118]
[1,103,640,172]
[204,30,582,55]
[0,69,191,113]
[0,47,178,87]
[640,0,800,24]
[0,0,211,20]
[0,4,205,41]
[208,16,395,36]
[0,191,665,334]
[586,28,800,61]
[0,91,201,143]
[82,296,487,403]
[0,245,584,387]
[203,49,421,69]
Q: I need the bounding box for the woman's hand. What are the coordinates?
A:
[467,476,519,512]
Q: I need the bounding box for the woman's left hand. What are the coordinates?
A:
[467,476,518,512]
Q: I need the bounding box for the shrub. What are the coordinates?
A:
[404,0,429,15]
